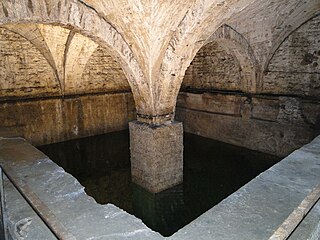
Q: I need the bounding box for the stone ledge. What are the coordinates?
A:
[0,138,162,240]
[0,135,319,239]
[169,135,320,240]
[289,199,320,240]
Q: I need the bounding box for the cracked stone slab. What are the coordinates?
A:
[288,199,320,240]
[0,138,162,240]
[3,175,57,240]
[169,136,320,240]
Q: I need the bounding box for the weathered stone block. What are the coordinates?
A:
[176,107,314,157]
[0,93,135,146]
[129,121,183,193]
[251,97,279,122]
[177,92,242,117]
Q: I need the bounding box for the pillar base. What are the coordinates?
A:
[129,121,183,193]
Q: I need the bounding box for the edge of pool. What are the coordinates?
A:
[0,135,319,240]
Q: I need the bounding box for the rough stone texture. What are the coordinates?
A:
[177,92,242,117]
[0,138,163,240]
[64,32,99,95]
[37,24,70,84]
[129,121,183,193]
[0,93,135,146]
[177,12,320,156]
[180,11,320,98]
[182,42,241,91]
[169,135,320,240]
[0,27,59,99]
[4,176,57,240]
[0,1,318,238]
[81,46,130,94]
[0,0,318,120]
[159,0,320,116]
[0,23,131,98]
[0,0,152,117]
[289,200,320,240]
[225,0,320,73]
[263,14,320,97]
[158,0,261,114]
[0,23,134,146]
[176,92,319,157]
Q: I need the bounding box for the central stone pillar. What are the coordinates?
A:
[129,121,183,193]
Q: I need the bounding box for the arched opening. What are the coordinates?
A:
[177,18,320,157]
[182,41,244,92]
[263,14,320,97]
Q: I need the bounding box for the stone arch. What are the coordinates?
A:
[202,24,259,93]
[158,1,261,118]
[262,13,320,97]
[0,0,147,113]
[264,8,320,73]
[0,24,62,92]
[63,30,99,95]
[182,40,243,92]
[0,27,60,99]
[81,45,130,94]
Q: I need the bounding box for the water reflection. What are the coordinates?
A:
[132,183,185,236]
[38,130,280,237]
[38,131,132,211]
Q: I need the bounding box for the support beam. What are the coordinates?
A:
[129,121,183,193]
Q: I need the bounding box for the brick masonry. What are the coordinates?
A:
[177,13,320,157]
[129,121,183,193]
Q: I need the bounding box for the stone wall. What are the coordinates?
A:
[176,92,319,157]
[80,46,131,94]
[0,93,135,146]
[0,27,60,99]
[177,15,320,157]
[182,42,241,91]
[0,25,135,145]
[262,14,320,97]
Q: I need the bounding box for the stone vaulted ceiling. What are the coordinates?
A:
[0,23,129,99]
[0,0,319,122]
[80,0,196,81]
[76,0,261,119]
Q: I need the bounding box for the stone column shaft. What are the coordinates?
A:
[129,121,183,193]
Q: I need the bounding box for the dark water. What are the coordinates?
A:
[38,130,280,237]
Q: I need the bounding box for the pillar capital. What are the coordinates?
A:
[136,112,175,125]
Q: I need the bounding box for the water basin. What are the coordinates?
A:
[38,130,280,237]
